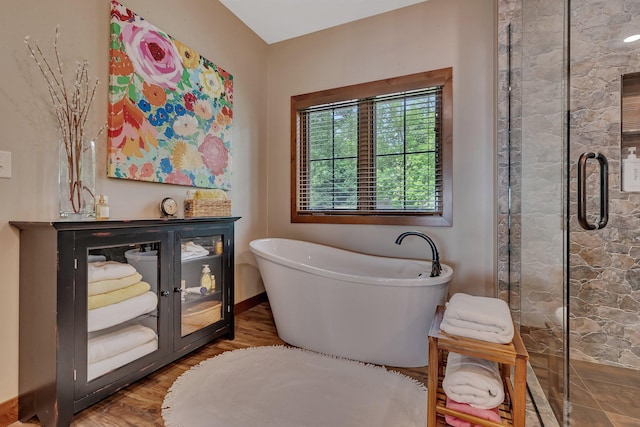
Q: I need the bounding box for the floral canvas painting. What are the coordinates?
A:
[108,0,232,189]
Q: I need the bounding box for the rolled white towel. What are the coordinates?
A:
[440,293,514,344]
[442,352,505,409]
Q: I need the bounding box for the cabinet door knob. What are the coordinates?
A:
[160,291,170,297]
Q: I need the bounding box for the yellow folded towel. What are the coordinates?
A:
[88,272,143,296]
[194,189,227,200]
[88,282,151,310]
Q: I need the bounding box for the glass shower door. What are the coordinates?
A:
[566,2,640,425]
[509,1,640,425]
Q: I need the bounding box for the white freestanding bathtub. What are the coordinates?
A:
[249,238,453,367]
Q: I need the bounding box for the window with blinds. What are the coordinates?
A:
[291,68,452,226]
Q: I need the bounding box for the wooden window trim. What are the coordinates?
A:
[290,68,453,226]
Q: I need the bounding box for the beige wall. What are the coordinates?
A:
[0,0,496,405]
[267,0,496,294]
[0,0,268,403]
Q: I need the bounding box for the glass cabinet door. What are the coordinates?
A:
[178,234,224,338]
[74,229,168,399]
[85,241,161,382]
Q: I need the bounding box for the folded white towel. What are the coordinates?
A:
[88,324,157,364]
[440,293,514,344]
[181,241,210,260]
[88,261,138,283]
[87,338,158,381]
[442,352,505,409]
[87,291,158,332]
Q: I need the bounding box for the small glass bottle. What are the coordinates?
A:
[200,264,212,292]
[95,195,110,220]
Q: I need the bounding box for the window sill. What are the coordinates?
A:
[291,212,452,226]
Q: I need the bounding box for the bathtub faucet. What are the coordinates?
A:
[394,231,442,277]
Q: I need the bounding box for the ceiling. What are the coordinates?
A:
[219,0,428,44]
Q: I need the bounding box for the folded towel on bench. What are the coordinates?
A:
[444,398,501,427]
[443,351,505,409]
[440,293,514,344]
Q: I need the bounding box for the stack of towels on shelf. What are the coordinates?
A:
[440,293,514,427]
[87,260,158,381]
[181,241,209,260]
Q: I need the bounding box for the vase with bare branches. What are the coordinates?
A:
[25,26,101,218]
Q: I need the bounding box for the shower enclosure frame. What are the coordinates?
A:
[499,0,571,424]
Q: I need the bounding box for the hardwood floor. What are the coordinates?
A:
[13,302,428,426]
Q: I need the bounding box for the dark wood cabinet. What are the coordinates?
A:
[10,217,239,427]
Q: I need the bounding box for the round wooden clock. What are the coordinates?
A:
[160,197,178,217]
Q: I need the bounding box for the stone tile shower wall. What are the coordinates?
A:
[498,0,640,370]
[569,1,640,369]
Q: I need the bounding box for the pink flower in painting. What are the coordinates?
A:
[128,164,139,178]
[140,162,154,178]
[121,20,183,90]
[165,170,192,185]
[198,134,228,176]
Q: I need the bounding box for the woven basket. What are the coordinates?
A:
[184,199,232,217]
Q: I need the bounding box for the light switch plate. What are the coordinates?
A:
[0,151,12,179]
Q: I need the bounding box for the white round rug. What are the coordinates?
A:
[162,345,426,427]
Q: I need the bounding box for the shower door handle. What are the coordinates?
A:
[577,152,608,230]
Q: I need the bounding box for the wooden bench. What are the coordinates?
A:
[427,305,529,427]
